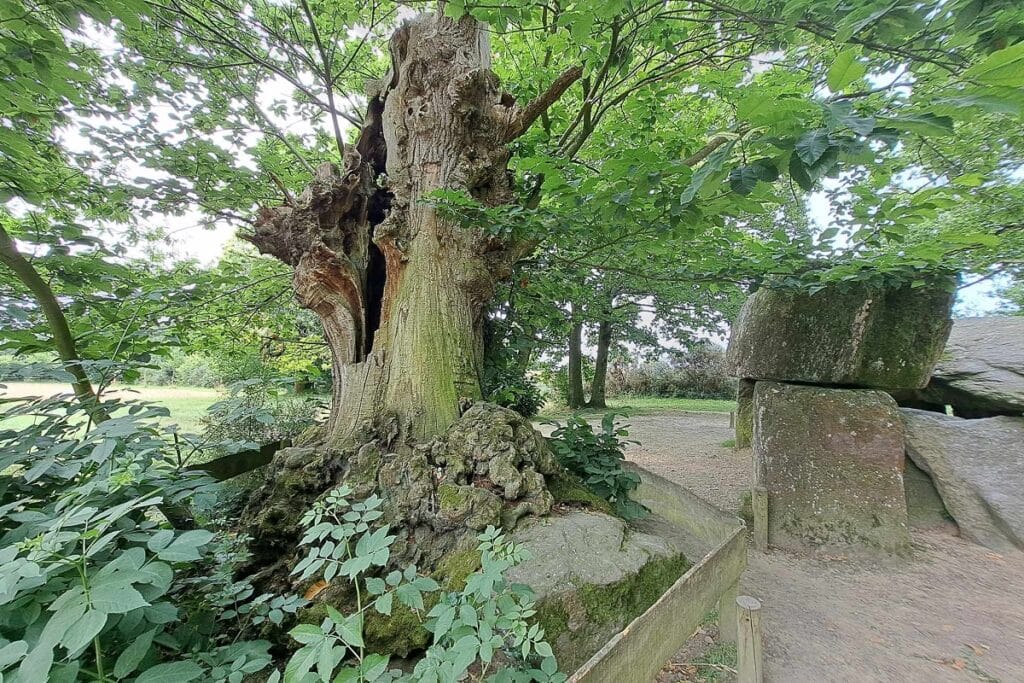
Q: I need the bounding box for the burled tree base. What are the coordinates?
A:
[240,402,557,583]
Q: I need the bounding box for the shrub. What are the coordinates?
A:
[545,412,648,520]
[0,392,274,682]
[277,486,565,682]
[609,346,735,400]
[482,364,545,418]
[200,378,325,448]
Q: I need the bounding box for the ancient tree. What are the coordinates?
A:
[246,12,577,446]
[241,11,580,568]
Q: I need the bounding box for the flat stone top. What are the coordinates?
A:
[506,511,691,597]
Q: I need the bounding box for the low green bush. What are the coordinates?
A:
[545,413,648,520]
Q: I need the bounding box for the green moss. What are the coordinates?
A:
[298,589,436,658]
[547,471,615,516]
[578,552,690,625]
[530,552,691,672]
[534,599,570,645]
[437,482,466,511]
[363,597,435,656]
[433,548,481,592]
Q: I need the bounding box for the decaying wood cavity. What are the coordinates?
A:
[245,12,569,445]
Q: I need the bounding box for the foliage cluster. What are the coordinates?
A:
[279,485,564,683]
[199,378,324,451]
[481,365,546,419]
[0,389,562,682]
[545,413,648,520]
[608,347,736,401]
[0,391,275,682]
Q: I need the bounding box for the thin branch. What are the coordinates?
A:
[503,65,584,142]
[299,0,347,158]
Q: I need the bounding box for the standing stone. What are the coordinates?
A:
[727,282,953,389]
[735,379,755,448]
[895,317,1024,417]
[754,382,910,554]
[901,408,1024,551]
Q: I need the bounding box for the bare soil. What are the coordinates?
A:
[622,411,1024,683]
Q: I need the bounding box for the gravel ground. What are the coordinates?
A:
[620,411,1024,683]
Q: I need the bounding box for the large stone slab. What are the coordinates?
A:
[507,511,690,672]
[901,408,1024,551]
[727,283,953,389]
[895,317,1024,417]
[754,382,911,554]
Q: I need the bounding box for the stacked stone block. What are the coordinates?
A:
[727,282,954,555]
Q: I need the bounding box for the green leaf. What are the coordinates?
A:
[113,628,157,678]
[827,49,866,92]
[60,610,106,654]
[89,583,149,614]
[135,660,205,683]
[963,42,1024,87]
[795,129,831,165]
[877,114,954,137]
[18,644,53,682]
[374,592,393,616]
[289,624,325,645]
[0,640,28,670]
[152,530,214,562]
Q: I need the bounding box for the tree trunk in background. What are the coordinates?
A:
[567,319,586,409]
[587,319,612,409]
[0,225,107,424]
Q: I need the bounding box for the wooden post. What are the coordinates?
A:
[752,486,769,552]
[729,410,736,429]
[736,595,764,683]
[717,581,739,644]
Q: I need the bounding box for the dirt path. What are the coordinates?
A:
[621,411,1024,683]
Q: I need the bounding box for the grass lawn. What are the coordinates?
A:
[2,383,735,432]
[537,395,736,420]
[0,382,221,433]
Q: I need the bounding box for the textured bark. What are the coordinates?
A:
[567,319,586,409]
[245,13,580,445]
[587,320,612,409]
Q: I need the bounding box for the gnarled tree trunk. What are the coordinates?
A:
[240,12,581,574]
[248,14,578,445]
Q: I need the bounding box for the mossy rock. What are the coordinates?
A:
[297,542,483,658]
[727,280,954,389]
[507,511,691,672]
[547,470,615,516]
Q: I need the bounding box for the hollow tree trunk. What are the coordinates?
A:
[246,13,579,447]
[587,319,612,409]
[567,318,586,410]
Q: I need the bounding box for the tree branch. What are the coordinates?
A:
[299,0,347,159]
[503,65,583,142]
[0,225,108,424]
